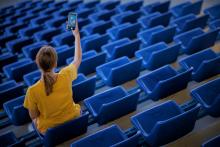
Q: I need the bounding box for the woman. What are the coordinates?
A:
[23,21,82,134]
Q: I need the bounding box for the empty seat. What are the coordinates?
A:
[56,45,74,66]
[96,0,119,11]
[141,1,170,14]
[77,0,99,10]
[40,7,57,16]
[19,25,44,37]
[30,15,53,26]
[0,52,17,70]
[23,70,41,86]
[116,1,143,12]
[102,38,141,60]
[35,112,89,147]
[48,0,66,8]
[83,20,112,35]
[191,78,220,117]
[6,37,34,53]
[29,6,46,15]
[138,12,172,28]
[71,125,141,147]
[131,100,200,147]
[89,9,116,22]
[3,58,38,81]
[204,4,220,20]
[53,7,75,17]
[138,25,176,46]
[17,13,38,23]
[0,80,24,107]
[107,22,141,40]
[179,49,220,82]
[22,41,48,59]
[96,57,142,86]
[171,14,209,34]
[66,50,106,75]
[137,65,192,101]
[34,28,62,42]
[77,8,95,19]
[135,42,180,70]
[0,131,24,147]
[0,34,17,48]
[84,86,140,124]
[52,31,74,47]
[111,10,142,25]
[174,28,219,54]
[3,96,31,125]
[6,12,27,23]
[171,0,203,17]
[5,23,28,35]
[209,19,220,40]
[45,17,66,28]
[63,0,82,8]
[202,134,220,147]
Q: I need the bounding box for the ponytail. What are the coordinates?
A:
[43,72,56,96]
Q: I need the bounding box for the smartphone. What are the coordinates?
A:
[67,12,77,30]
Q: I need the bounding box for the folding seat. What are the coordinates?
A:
[96,57,142,86]
[202,134,220,147]
[34,112,89,147]
[111,10,142,25]
[30,15,53,26]
[138,25,176,46]
[36,0,54,7]
[0,131,24,147]
[0,34,17,48]
[209,19,220,40]
[19,25,44,37]
[141,1,170,14]
[6,37,34,53]
[71,125,141,147]
[77,8,95,19]
[3,58,38,82]
[66,50,106,75]
[82,34,109,52]
[102,38,141,60]
[30,7,47,15]
[0,52,17,70]
[56,46,75,67]
[137,65,192,101]
[107,22,141,40]
[23,70,41,86]
[5,23,28,35]
[0,80,24,107]
[45,17,66,28]
[83,20,112,35]
[40,7,57,16]
[0,21,14,31]
[48,1,66,8]
[52,32,74,47]
[116,1,143,13]
[63,0,82,8]
[17,14,38,23]
[191,78,220,117]
[171,0,203,18]
[22,41,48,59]
[88,9,116,22]
[16,5,34,13]
[135,42,180,70]
[34,28,62,42]
[171,14,209,34]
[131,100,200,147]
[204,4,220,20]
[174,28,219,54]
[53,7,76,18]
[138,12,172,28]
[77,0,99,10]
[84,86,140,124]
[179,49,220,82]
[3,96,31,125]
[96,0,120,11]
[6,12,27,22]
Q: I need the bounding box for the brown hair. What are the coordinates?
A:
[36,45,57,96]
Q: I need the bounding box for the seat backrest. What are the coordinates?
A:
[182,0,203,16]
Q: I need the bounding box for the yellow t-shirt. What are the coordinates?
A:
[24,64,81,134]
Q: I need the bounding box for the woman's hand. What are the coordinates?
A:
[72,20,80,37]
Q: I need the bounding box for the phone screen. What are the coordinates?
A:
[68,12,77,30]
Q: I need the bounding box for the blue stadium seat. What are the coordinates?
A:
[40,7,57,16]
[137,65,192,101]
[102,38,141,60]
[35,112,89,147]
[17,14,38,23]
[135,42,180,70]
[23,70,41,86]
[107,22,141,40]
[0,34,17,48]
[179,49,220,82]
[116,1,143,12]
[5,23,28,35]
[16,5,34,14]
[191,78,220,117]
[29,6,46,15]
[138,25,176,46]
[171,0,203,17]
[3,58,38,81]
[204,4,220,20]
[96,57,142,86]
[0,21,13,31]
[6,37,34,53]
[0,80,24,107]
[71,125,141,147]
[96,0,119,11]
[18,25,44,37]
[77,8,95,19]
[131,100,200,147]
[66,50,106,75]
[3,96,31,125]
[174,28,219,54]
[0,131,24,147]
[0,52,17,70]
[138,12,172,28]
[171,14,209,34]
[84,86,140,125]
[141,1,170,14]
[72,74,96,103]
[30,15,53,26]
[52,31,74,47]
[6,12,27,22]
[34,28,62,42]
[111,10,142,25]
[77,0,99,10]
[202,134,220,147]
[63,0,82,8]
[83,20,112,35]
[22,41,48,59]
[45,17,66,28]
[209,19,220,40]
[48,1,66,8]
[52,7,75,17]
[89,9,115,22]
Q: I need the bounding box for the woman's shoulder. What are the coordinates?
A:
[28,80,42,92]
